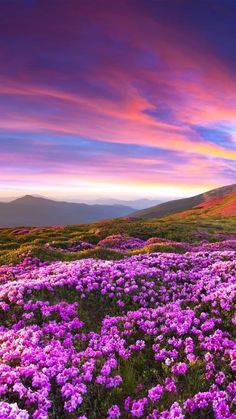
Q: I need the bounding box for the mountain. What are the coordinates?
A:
[0,196,169,209]
[0,195,135,227]
[90,198,165,210]
[132,183,236,219]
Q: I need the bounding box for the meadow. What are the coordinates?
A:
[0,216,236,265]
[0,216,235,418]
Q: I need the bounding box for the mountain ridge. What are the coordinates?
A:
[0,195,167,210]
[132,183,236,219]
[0,195,135,227]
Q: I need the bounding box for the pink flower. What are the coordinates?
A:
[107,405,121,418]
[148,384,164,402]
[171,362,188,375]
[131,398,148,417]
[165,377,177,393]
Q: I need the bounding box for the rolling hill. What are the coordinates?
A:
[132,183,236,219]
[0,195,135,227]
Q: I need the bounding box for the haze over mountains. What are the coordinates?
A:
[0,196,165,210]
[0,184,235,227]
[87,198,164,210]
[132,183,236,219]
[0,196,135,227]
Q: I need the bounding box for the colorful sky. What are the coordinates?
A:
[0,0,236,201]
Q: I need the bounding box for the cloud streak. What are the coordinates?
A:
[0,0,236,198]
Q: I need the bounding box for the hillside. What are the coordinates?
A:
[0,195,135,227]
[132,183,236,219]
[0,214,235,266]
[0,217,235,418]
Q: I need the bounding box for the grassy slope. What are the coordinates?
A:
[166,193,236,220]
[0,216,235,265]
[132,184,236,219]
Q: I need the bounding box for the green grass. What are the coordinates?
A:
[0,216,235,265]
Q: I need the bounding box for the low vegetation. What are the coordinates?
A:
[0,217,235,418]
[0,216,236,264]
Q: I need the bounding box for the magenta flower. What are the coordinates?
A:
[131,398,148,417]
[107,404,121,418]
[171,362,188,375]
[148,384,164,402]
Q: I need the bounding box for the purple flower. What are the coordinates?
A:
[169,402,184,418]
[165,377,177,393]
[148,384,164,402]
[131,398,148,417]
[183,398,196,412]
[171,362,188,375]
[107,405,121,418]
[124,396,132,412]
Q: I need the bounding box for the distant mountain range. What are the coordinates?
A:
[0,195,135,227]
[0,196,167,209]
[132,183,236,219]
[89,198,164,210]
[1,184,235,227]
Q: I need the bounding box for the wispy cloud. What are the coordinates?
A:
[0,0,236,198]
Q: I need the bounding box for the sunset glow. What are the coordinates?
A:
[0,0,236,200]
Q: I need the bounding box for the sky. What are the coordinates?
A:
[0,0,236,201]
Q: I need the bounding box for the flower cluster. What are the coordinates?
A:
[98,235,145,251]
[43,234,236,254]
[97,235,236,254]
[44,240,95,252]
[0,245,235,418]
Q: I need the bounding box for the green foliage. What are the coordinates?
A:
[0,216,235,264]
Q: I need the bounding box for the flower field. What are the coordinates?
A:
[0,232,235,418]
[44,234,236,255]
